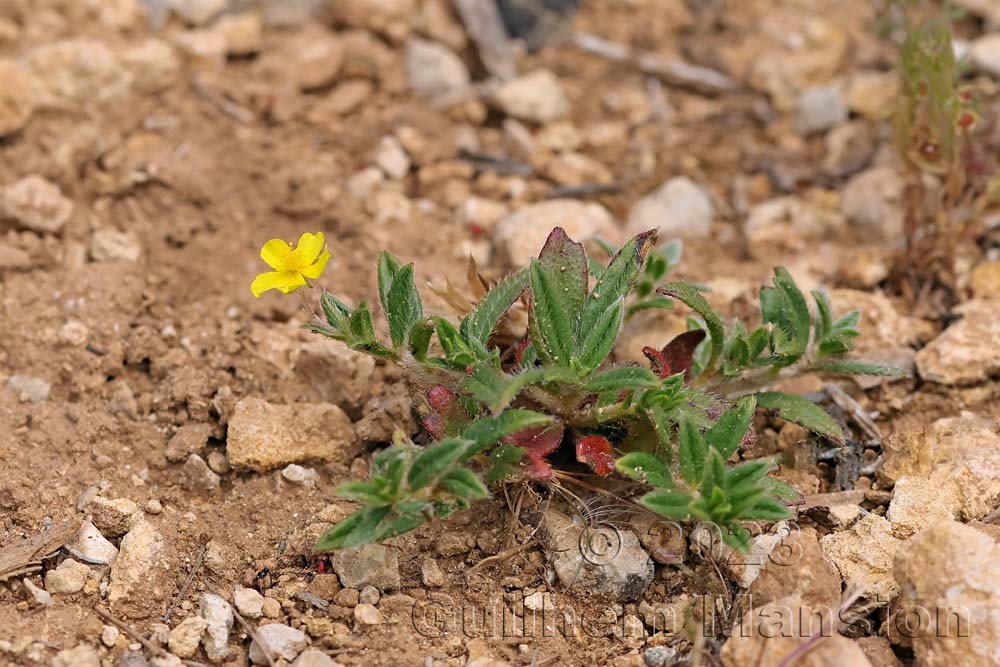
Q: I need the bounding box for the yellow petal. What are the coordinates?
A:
[293,232,325,265]
[260,239,294,271]
[301,247,330,280]
[251,270,307,297]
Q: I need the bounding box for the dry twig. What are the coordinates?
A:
[0,521,77,583]
[570,32,739,94]
[162,543,208,623]
[210,587,277,667]
[465,540,538,579]
[95,606,208,667]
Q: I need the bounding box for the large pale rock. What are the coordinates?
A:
[168,616,207,659]
[971,34,1000,78]
[841,167,904,238]
[44,558,91,594]
[68,521,118,565]
[879,413,1000,521]
[916,300,1000,385]
[626,177,713,240]
[894,521,1000,667]
[329,543,400,591]
[494,70,569,123]
[846,71,899,120]
[794,84,848,135]
[24,40,130,108]
[170,0,226,25]
[2,175,73,233]
[227,398,357,470]
[886,476,958,539]
[328,0,415,40]
[745,195,844,251]
[199,593,233,662]
[493,199,617,269]
[0,60,35,136]
[405,38,469,98]
[971,261,1000,299]
[249,623,308,664]
[289,27,345,91]
[215,13,263,56]
[53,646,101,667]
[539,510,653,602]
[748,527,842,609]
[122,39,179,93]
[820,514,902,599]
[109,520,168,618]
[85,496,140,537]
[89,229,141,262]
[721,595,873,667]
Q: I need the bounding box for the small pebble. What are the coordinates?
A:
[234,587,265,619]
[101,626,120,648]
[421,559,445,587]
[353,603,383,625]
[281,464,318,486]
[58,321,89,346]
[358,585,379,606]
[261,596,282,619]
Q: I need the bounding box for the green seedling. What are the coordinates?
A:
[306,228,895,551]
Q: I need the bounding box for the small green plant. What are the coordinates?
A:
[885,3,998,311]
[283,228,892,551]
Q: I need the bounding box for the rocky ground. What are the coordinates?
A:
[1,1,1000,666]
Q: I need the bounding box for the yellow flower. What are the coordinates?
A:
[251,232,330,297]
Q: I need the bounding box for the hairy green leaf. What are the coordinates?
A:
[492,366,578,412]
[536,227,588,326]
[677,419,705,486]
[615,452,672,488]
[407,438,470,490]
[576,299,624,374]
[408,320,434,360]
[705,396,756,460]
[460,364,506,407]
[640,490,693,520]
[336,480,389,505]
[440,468,489,499]
[756,391,845,444]
[460,269,528,344]
[385,264,423,347]
[377,251,404,314]
[772,267,812,350]
[810,359,903,376]
[582,230,657,336]
[528,259,576,367]
[658,282,724,373]
[741,497,793,521]
[584,367,662,393]
[316,506,391,550]
[462,409,553,457]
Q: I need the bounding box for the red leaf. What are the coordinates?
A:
[645,330,706,378]
[642,346,668,377]
[575,435,616,476]
[421,415,445,440]
[514,335,532,366]
[504,422,565,457]
[522,452,554,480]
[427,385,456,412]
